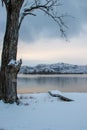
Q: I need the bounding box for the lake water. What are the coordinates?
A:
[17,74,87,93]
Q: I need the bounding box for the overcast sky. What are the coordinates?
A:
[0,0,87,66]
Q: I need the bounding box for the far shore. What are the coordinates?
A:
[17,87,87,94]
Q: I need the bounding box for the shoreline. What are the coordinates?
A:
[17,88,87,94]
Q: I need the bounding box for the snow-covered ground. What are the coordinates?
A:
[0,91,87,130]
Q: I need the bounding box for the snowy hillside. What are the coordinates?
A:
[19,63,87,74]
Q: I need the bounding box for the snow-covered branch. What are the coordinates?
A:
[8,59,22,66]
[8,59,22,73]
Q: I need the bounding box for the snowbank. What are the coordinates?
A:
[0,92,87,130]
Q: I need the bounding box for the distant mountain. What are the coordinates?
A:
[19,63,87,74]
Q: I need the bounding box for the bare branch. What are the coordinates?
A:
[39,7,67,37]
[19,0,68,37]
[1,0,8,6]
[19,11,36,29]
[1,0,4,6]
[1,0,12,9]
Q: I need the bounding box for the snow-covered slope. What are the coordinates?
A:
[19,63,87,74]
[0,92,87,130]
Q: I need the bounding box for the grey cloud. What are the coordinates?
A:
[19,0,87,42]
[0,0,87,43]
[63,0,87,33]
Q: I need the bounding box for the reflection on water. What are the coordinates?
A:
[17,74,87,93]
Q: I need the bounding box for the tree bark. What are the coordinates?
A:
[0,1,22,103]
[0,0,66,103]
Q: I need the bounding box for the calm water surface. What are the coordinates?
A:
[17,74,87,93]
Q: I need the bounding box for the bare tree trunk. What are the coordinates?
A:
[0,0,67,103]
[0,2,22,103]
